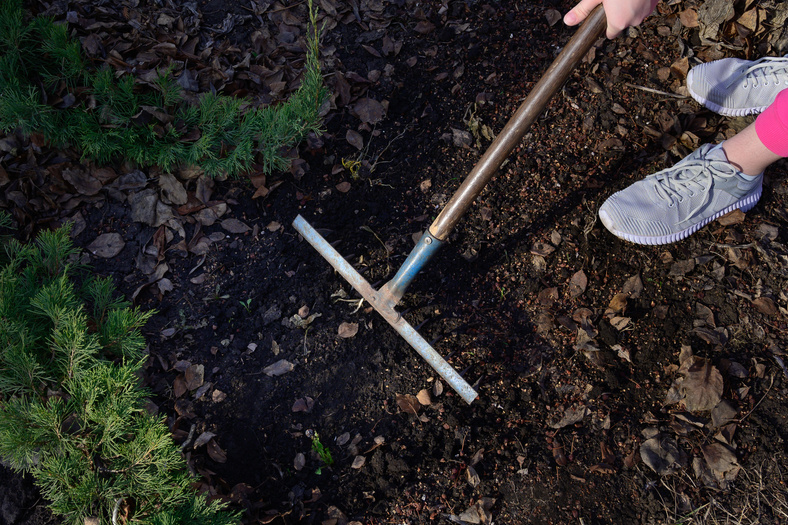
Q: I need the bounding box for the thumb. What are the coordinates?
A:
[564,0,603,26]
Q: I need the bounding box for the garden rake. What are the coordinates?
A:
[293,7,607,404]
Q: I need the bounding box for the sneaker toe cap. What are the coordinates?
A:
[599,197,674,242]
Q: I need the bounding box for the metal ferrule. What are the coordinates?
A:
[379,230,444,307]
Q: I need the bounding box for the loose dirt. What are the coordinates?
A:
[3,0,788,524]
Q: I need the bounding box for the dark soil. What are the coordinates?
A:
[3,0,788,524]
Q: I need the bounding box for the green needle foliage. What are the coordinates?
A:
[0,225,238,525]
[0,0,326,178]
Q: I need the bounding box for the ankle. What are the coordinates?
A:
[719,125,780,176]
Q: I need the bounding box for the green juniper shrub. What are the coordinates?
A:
[0,225,238,525]
[0,0,327,178]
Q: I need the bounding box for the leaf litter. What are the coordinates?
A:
[3,0,788,522]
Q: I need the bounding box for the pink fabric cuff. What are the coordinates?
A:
[755,88,788,158]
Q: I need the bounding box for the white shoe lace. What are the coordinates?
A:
[725,56,788,89]
[649,156,737,218]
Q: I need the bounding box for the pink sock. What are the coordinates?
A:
[755,88,788,158]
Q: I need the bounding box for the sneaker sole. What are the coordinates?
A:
[687,83,768,117]
[601,188,762,245]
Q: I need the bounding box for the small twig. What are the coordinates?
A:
[180,423,196,451]
[112,498,123,525]
[624,82,688,99]
[737,372,776,423]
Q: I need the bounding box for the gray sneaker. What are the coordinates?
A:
[598,144,762,245]
[687,56,788,116]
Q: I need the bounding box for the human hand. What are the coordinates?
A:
[563,0,660,39]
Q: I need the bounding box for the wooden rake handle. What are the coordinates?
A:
[428,6,607,240]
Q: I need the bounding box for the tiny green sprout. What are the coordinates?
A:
[239,298,252,313]
[306,429,333,474]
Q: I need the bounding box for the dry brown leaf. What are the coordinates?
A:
[545,8,561,26]
[568,270,588,298]
[715,423,737,446]
[614,344,632,363]
[702,442,738,473]
[679,345,694,365]
[433,380,444,397]
[640,435,682,475]
[623,448,638,469]
[252,185,270,199]
[693,326,728,347]
[346,129,364,150]
[610,317,631,331]
[752,297,778,316]
[548,404,588,429]
[194,207,220,227]
[395,393,420,415]
[679,8,699,27]
[681,357,724,412]
[263,359,295,376]
[530,242,555,256]
[259,510,288,525]
[63,167,102,196]
[717,209,745,226]
[173,375,187,398]
[353,98,385,124]
[207,440,227,463]
[416,389,431,406]
[184,364,204,390]
[588,463,616,474]
[535,310,555,334]
[669,258,695,278]
[221,218,251,234]
[87,233,125,258]
[291,311,321,328]
[172,360,191,373]
[711,400,738,428]
[608,293,628,314]
[158,173,187,205]
[538,287,559,306]
[737,8,759,33]
[174,399,196,418]
[414,20,435,34]
[194,431,216,448]
[129,189,173,227]
[698,0,733,40]
[466,464,480,487]
[695,303,716,328]
[212,389,227,403]
[623,274,644,298]
[451,128,472,148]
[337,322,358,338]
[292,397,315,412]
[757,223,779,241]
